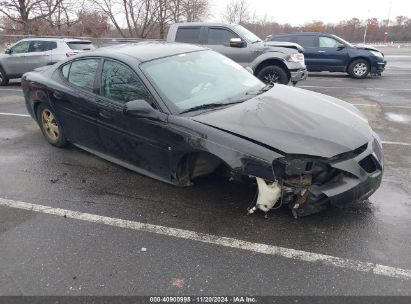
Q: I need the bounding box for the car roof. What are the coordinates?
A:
[19,37,92,43]
[91,41,207,63]
[172,22,238,27]
[271,32,330,36]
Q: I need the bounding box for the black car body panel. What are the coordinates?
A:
[21,42,383,217]
[192,85,372,158]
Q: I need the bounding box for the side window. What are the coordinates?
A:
[10,41,30,54]
[271,36,293,43]
[46,41,57,51]
[319,36,340,48]
[175,27,201,43]
[207,28,238,45]
[66,59,99,92]
[29,41,57,52]
[100,60,154,106]
[296,35,318,47]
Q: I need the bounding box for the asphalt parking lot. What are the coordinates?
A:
[0,47,411,296]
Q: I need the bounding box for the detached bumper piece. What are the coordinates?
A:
[273,139,383,217]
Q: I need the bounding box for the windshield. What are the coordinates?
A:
[233,25,261,43]
[332,35,354,47]
[142,50,264,113]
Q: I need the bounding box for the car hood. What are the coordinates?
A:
[264,41,304,53]
[354,44,381,52]
[192,85,373,158]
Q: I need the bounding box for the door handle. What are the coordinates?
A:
[318,50,326,53]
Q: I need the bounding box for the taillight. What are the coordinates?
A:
[66,52,76,57]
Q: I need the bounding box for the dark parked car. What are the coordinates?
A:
[22,42,383,217]
[268,32,387,78]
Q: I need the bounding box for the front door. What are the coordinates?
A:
[3,40,30,76]
[205,27,253,67]
[95,59,171,180]
[316,36,349,71]
[49,58,102,151]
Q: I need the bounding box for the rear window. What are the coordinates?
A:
[296,35,318,47]
[175,27,201,44]
[66,41,95,50]
[271,35,318,47]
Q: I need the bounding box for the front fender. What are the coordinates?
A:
[249,52,288,71]
[168,116,283,183]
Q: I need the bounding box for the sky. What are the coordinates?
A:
[207,0,410,25]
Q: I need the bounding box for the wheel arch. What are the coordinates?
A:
[254,58,290,79]
[174,151,233,186]
[346,56,371,72]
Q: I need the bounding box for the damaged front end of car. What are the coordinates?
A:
[250,138,383,218]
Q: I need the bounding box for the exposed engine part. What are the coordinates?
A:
[248,177,281,214]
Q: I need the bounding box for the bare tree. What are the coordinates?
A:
[221,0,250,24]
[91,0,158,38]
[0,0,63,34]
[180,0,208,22]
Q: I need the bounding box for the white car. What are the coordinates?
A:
[0,38,95,85]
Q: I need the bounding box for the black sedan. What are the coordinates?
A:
[22,42,383,217]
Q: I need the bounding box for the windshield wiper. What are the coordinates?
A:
[245,84,273,95]
[252,40,262,44]
[180,101,245,114]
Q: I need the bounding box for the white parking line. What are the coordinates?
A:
[0,197,410,281]
[0,88,22,92]
[0,112,30,117]
[300,85,411,91]
[352,104,411,110]
[381,141,411,146]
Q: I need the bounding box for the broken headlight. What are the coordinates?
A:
[273,157,334,187]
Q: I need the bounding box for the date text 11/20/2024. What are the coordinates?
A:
[149,296,257,303]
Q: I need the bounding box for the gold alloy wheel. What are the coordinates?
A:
[41,109,59,141]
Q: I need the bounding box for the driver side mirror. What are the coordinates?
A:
[336,43,345,50]
[230,38,246,48]
[123,99,160,119]
[5,48,11,54]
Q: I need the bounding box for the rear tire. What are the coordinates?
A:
[36,104,67,147]
[257,65,289,85]
[348,59,370,79]
[0,66,9,86]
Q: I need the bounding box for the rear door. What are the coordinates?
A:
[294,35,319,70]
[317,36,349,71]
[95,59,171,179]
[50,58,103,151]
[271,35,319,70]
[205,27,253,66]
[174,27,203,44]
[25,40,56,71]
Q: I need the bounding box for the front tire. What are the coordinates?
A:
[257,65,289,85]
[348,59,370,79]
[0,67,9,86]
[36,104,67,147]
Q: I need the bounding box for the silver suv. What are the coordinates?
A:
[0,38,95,85]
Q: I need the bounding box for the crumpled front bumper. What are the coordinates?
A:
[290,68,308,83]
[293,138,383,216]
[371,58,387,74]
